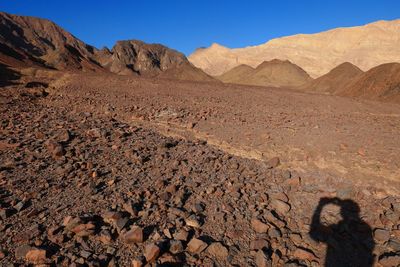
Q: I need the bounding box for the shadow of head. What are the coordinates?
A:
[338,199,361,221]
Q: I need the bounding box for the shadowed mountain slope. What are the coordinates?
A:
[338,63,400,102]
[0,12,215,82]
[299,62,364,93]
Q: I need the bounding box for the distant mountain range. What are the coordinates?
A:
[0,12,215,82]
[1,11,399,103]
[216,60,400,103]
[188,19,400,78]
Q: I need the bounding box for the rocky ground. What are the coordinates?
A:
[1,73,400,266]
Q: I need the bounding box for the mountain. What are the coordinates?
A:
[338,63,400,102]
[188,19,400,78]
[0,12,215,82]
[299,62,363,93]
[216,64,255,83]
[157,62,217,82]
[217,59,311,87]
[96,40,188,76]
[95,40,215,81]
[0,12,102,71]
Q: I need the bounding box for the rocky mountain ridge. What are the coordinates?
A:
[0,12,214,82]
[189,19,400,78]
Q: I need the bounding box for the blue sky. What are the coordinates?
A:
[1,1,399,55]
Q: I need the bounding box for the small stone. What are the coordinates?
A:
[152,231,162,241]
[159,252,181,264]
[0,208,11,220]
[14,201,25,212]
[250,239,270,251]
[251,218,269,233]
[144,243,160,263]
[267,157,280,168]
[106,247,116,255]
[173,229,189,241]
[374,228,390,243]
[71,223,96,236]
[123,201,137,216]
[193,202,205,213]
[102,211,128,232]
[163,228,173,239]
[25,248,47,264]
[384,210,399,223]
[87,128,102,138]
[270,199,291,215]
[123,226,143,244]
[255,250,271,267]
[131,258,143,267]
[92,170,99,178]
[80,250,91,259]
[63,216,82,231]
[76,257,85,264]
[187,237,208,254]
[15,245,32,259]
[293,248,317,261]
[388,239,400,251]
[169,240,184,254]
[268,227,281,238]
[57,130,71,142]
[0,249,5,259]
[99,229,112,244]
[378,254,400,267]
[45,139,64,158]
[185,215,202,228]
[116,217,129,232]
[206,242,229,258]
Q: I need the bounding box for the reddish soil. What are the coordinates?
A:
[1,71,400,266]
[56,72,400,192]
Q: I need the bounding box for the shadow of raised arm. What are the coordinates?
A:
[309,197,339,242]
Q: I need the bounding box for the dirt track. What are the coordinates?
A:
[1,72,400,266]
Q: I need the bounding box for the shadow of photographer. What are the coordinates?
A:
[309,197,375,267]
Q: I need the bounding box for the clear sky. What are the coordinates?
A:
[1,1,399,55]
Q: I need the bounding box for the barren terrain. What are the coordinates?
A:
[57,72,400,192]
[1,71,400,266]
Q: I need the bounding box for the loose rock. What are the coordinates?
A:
[187,237,208,254]
[144,243,160,263]
[123,226,144,244]
[206,242,229,258]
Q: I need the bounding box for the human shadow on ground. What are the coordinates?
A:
[309,197,375,267]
